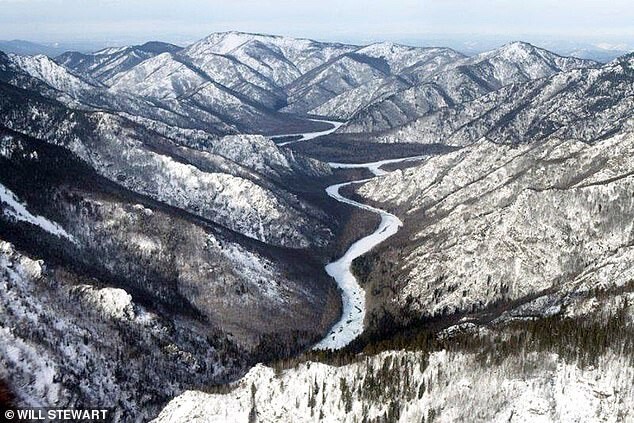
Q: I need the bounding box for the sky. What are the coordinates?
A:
[0,0,633,50]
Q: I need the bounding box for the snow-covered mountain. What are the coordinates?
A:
[283,44,464,115]
[56,41,183,85]
[49,32,473,134]
[46,34,600,139]
[0,74,334,249]
[3,51,246,136]
[8,53,103,94]
[0,44,344,419]
[0,128,340,418]
[147,49,634,423]
[340,42,598,133]
[20,34,601,139]
[342,54,634,331]
[185,31,357,86]
[2,31,634,423]
[378,53,633,146]
[100,32,358,133]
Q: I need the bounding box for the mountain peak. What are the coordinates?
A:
[478,41,596,69]
[613,51,634,67]
[496,41,540,57]
[136,41,182,54]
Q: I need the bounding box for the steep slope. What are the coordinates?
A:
[282,53,393,114]
[104,51,325,134]
[186,31,357,85]
[147,49,634,423]
[8,53,103,94]
[97,32,358,135]
[153,347,634,423]
[0,44,347,417]
[349,55,634,332]
[379,53,634,146]
[109,51,285,114]
[341,42,598,133]
[310,77,411,121]
[0,71,334,249]
[55,41,183,85]
[356,131,634,327]
[311,45,465,120]
[4,51,241,136]
[0,126,341,419]
[283,44,464,115]
[109,50,286,110]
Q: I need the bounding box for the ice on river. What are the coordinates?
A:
[277,118,344,146]
[313,180,402,350]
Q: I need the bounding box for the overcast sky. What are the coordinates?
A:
[0,0,633,47]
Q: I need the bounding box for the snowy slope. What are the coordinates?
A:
[55,41,183,85]
[0,182,74,241]
[340,42,598,133]
[311,76,411,120]
[186,31,357,78]
[154,348,634,423]
[283,45,464,115]
[355,128,634,327]
[356,42,464,76]
[0,75,334,249]
[378,53,633,146]
[8,53,101,96]
[3,50,240,136]
[0,126,340,419]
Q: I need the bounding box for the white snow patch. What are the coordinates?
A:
[0,183,75,241]
[75,286,135,320]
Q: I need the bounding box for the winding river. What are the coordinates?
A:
[276,118,344,146]
[277,119,426,350]
[312,156,428,349]
[277,119,426,349]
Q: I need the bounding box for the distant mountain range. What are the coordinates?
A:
[3,32,612,138]
[1,31,633,422]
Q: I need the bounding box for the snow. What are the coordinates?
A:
[9,54,98,97]
[205,32,249,54]
[153,349,634,423]
[356,131,634,320]
[93,46,129,56]
[186,31,357,76]
[315,154,431,350]
[0,182,75,241]
[73,285,135,320]
[277,119,344,146]
[329,155,428,177]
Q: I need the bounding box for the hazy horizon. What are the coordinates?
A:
[0,0,632,53]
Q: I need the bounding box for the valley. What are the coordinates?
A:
[1,30,633,422]
[314,155,427,350]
